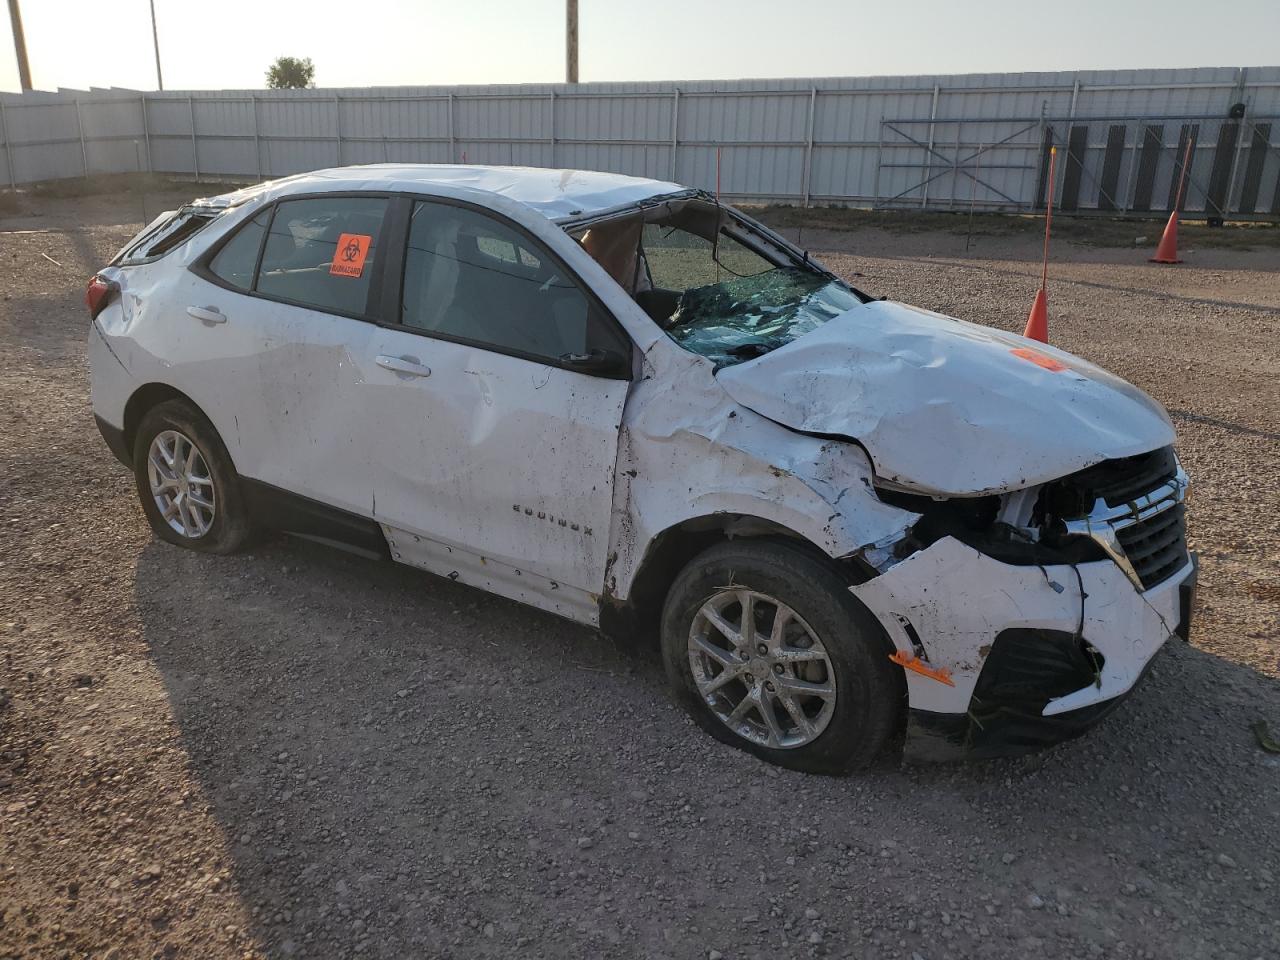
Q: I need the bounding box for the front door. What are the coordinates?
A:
[354,198,632,621]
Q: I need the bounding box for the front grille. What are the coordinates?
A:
[1056,446,1190,592]
[1070,446,1178,507]
[1116,501,1188,590]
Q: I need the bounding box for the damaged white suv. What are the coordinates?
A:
[88,165,1196,771]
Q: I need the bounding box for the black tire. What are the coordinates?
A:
[661,538,902,775]
[132,399,255,555]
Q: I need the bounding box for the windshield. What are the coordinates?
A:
[667,268,862,367]
[573,200,864,369]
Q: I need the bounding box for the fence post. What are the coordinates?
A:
[251,93,262,177]
[669,88,680,181]
[921,83,939,207]
[140,96,153,172]
[447,92,456,163]
[802,85,816,207]
[333,95,342,166]
[1223,105,1250,216]
[872,118,884,208]
[75,98,89,178]
[549,90,556,168]
[0,99,14,188]
[188,96,199,179]
[1123,118,1138,212]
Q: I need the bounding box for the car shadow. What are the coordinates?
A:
[136,535,1280,959]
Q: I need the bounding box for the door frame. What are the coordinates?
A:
[191,190,638,378]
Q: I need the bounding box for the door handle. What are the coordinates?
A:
[187,305,226,324]
[376,354,432,378]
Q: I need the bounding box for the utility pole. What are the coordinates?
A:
[566,0,578,84]
[6,0,32,91]
[149,0,163,90]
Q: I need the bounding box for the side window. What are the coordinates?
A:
[642,223,772,292]
[208,208,270,291]
[255,196,388,316]
[401,201,625,367]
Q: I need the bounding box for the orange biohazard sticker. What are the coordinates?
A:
[330,233,372,278]
[1009,346,1068,372]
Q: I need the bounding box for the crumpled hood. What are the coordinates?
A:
[714,300,1175,496]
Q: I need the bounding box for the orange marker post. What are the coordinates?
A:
[1150,137,1193,265]
[1023,145,1056,343]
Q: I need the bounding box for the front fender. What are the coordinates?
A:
[606,351,916,601]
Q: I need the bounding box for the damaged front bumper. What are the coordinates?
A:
[850,536,1197,762]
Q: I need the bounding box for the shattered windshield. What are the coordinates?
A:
[667,267,862,368]
[574,205,864,370]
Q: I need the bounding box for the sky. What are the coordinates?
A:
[1,0,1278,92]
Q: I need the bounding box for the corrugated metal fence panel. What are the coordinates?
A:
[2,68,1277,218]
[144,96,196,175]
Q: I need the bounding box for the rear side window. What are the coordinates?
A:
[208,209,270,291]
[255,197,388,316]
[118,210,218,265]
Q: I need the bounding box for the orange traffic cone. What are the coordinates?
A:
[1149,210,1182,264]
[1023,286,1049,342]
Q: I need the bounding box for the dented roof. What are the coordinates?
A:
[193,164,683,222]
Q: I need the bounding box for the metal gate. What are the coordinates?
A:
[874,113,1280,221]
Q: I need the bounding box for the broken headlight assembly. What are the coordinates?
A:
[874,446,1188,585]
[875,485,1109,566]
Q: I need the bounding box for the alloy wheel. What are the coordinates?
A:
[146,429,216,539]
[687,588,837,749]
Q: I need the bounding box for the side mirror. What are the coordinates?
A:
[560,347,630,378]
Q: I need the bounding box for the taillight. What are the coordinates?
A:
[85,274,119,320]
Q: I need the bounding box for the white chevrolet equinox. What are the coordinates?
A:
[88,164,1197,771]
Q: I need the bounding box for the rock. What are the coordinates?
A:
[807,931,822,944]
[804,907,820,920]
[1001,852,1017,865]
[576,836,595,850]
[1025,894,1045,910]
[709,952,723,960]
[1217,853,1237,869]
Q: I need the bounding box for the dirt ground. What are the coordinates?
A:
[1,184,1278,960]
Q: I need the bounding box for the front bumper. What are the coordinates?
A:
[850,537,1197,762]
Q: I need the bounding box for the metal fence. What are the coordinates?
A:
[2,66,1279,219]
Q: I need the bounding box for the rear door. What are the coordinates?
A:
[188,193,392,512]
[351,197,632,621]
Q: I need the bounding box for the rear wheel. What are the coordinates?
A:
[661,538,901,774]
[132,399,254,554]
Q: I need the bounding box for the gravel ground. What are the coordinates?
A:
[1,190,1278,960]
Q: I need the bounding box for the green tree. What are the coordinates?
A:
[266,56,316,89]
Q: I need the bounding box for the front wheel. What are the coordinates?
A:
[132,399,255,555]
[661,539,901,774]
